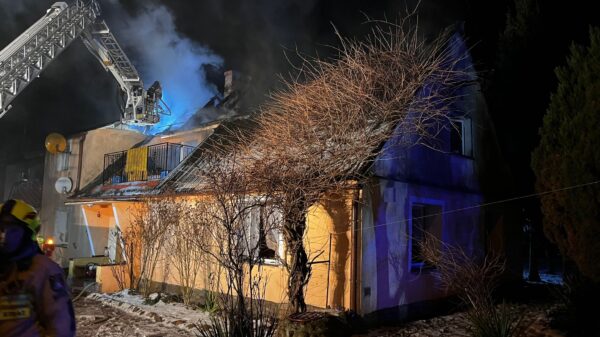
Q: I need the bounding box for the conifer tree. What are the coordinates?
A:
[532,27,600,280]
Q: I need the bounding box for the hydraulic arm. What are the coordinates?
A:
[0,1,167,125]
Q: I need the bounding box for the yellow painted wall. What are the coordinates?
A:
[96,194,354,310]
[81,203,116,256]
[79,129,146,188]
[96,264,129,293]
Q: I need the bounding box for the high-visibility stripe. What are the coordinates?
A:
[0,307,30,320]
[0,294,32,321]
[0,294,30,307]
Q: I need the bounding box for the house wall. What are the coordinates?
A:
[360,179,482,316]
[98,195,354,310]
[79,129,147,188]
[360,30,485,318]
[39,128,146,266]
[80,204,114,256]
[40,125,222,268]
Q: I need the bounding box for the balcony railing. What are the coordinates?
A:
[103,143,194,185]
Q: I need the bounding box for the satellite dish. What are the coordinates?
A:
[55,177,73,194]
[45,133,67,154]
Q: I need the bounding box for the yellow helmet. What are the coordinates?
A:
[0,199,41,240]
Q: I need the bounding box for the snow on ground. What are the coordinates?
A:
[75,297,195,337]
[75,290,211,337]
[523,271,563,285]
[75,290,565,337]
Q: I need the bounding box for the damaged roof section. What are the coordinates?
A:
[156,115,258,195]
[67,122,221,202]
[66,70,253,203]
[175,70,253,132]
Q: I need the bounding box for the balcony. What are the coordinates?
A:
[103,143,194,185]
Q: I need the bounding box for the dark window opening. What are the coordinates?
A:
[410,203,443,270]
[257,206,276,259]
[246,203,281,262]
[450,120,464,154]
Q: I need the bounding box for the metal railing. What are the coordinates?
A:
[102,143,194,185]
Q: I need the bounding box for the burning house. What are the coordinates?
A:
[38,29,498,320]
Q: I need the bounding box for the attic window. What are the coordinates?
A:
[450,118,472,156]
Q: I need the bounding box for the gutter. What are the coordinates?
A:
[74,133,86,193]
[64,198,141,206]
[350,186,362,312]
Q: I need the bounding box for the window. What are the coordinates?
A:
[410,203,443,270]
[245,204,283,265]
[450,118,472,156]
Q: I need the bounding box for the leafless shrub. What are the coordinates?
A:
[188,149,280,337]
[125,198,175,297]
[420,235,504,309]
[247,14,468,312]
[420,235,523,337]
[109,226,136,292]
[167,199,208,305]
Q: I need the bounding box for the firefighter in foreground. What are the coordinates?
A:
[0,200,75,337]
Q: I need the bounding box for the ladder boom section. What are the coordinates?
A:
[81,19,147,122]
[82,20,141,84]
[0,1,97,118]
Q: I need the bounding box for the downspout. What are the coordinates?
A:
[350,186,362,312]
[74,133,86,193]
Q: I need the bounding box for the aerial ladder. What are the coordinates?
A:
[0,1,168,125]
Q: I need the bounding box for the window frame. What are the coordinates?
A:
[407,197,446,272]
[449,117,473,157]
[242,199,285,267]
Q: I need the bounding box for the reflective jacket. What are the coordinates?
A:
[0,250,75,337]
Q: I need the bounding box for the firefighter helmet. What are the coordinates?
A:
[0,199,41,239]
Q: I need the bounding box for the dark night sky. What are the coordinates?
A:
[0,0,482,156]
[0,0,597,199]
[0,0,499,158]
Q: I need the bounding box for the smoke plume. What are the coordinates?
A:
[103,1,223,133]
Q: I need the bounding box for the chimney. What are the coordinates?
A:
[224,70,234,98]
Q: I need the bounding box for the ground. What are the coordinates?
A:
[73,288,564,337]
[75,297,195,337]
[73,290,211,337]
[352,303,563,337]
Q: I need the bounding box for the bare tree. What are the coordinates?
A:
[248,16,468,312]
[109,224,138,292]
[420,235,505,311]
[188,147,279,337]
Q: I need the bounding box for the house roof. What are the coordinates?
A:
[153,28,480,196]
[66,115,256,202]
[67,180,162,203]
[156,115,258,195]
[68,27,478,202]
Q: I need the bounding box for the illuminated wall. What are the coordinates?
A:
[97,195,353,310]
[359,29,485,317]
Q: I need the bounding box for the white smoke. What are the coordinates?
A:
[104,1,223,133]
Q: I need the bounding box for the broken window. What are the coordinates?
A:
[245,203,283,264]
[410,203,443,270]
